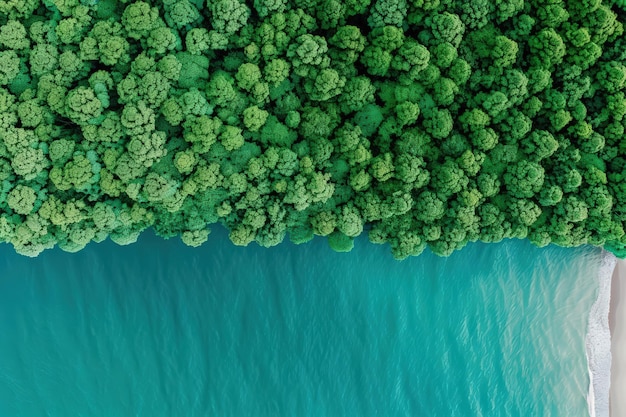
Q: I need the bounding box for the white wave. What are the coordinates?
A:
[586,251,616,417]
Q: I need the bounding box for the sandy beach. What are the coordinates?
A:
[610,259,626,417]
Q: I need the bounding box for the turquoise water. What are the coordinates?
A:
[0,229,605,416]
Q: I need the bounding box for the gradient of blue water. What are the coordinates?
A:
[0,228,604,416]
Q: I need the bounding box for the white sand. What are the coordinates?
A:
[611,259,626,417]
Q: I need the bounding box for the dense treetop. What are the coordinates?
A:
[0,0,625,259]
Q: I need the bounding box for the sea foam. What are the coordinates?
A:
[586,251,616,417]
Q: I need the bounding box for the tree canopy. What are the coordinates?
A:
[0,0,626,259]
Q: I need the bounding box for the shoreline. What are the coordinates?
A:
[610,259,626,417]
[587,252,615,417]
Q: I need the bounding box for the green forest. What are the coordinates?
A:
[0,0,625,259]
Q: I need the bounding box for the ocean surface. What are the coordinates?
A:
[0,228,611,417]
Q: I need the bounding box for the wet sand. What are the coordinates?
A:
[610,259,626,417]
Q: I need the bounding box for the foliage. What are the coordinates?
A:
[0,0,625,259]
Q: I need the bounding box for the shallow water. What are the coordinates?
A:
[0,228,606,416]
